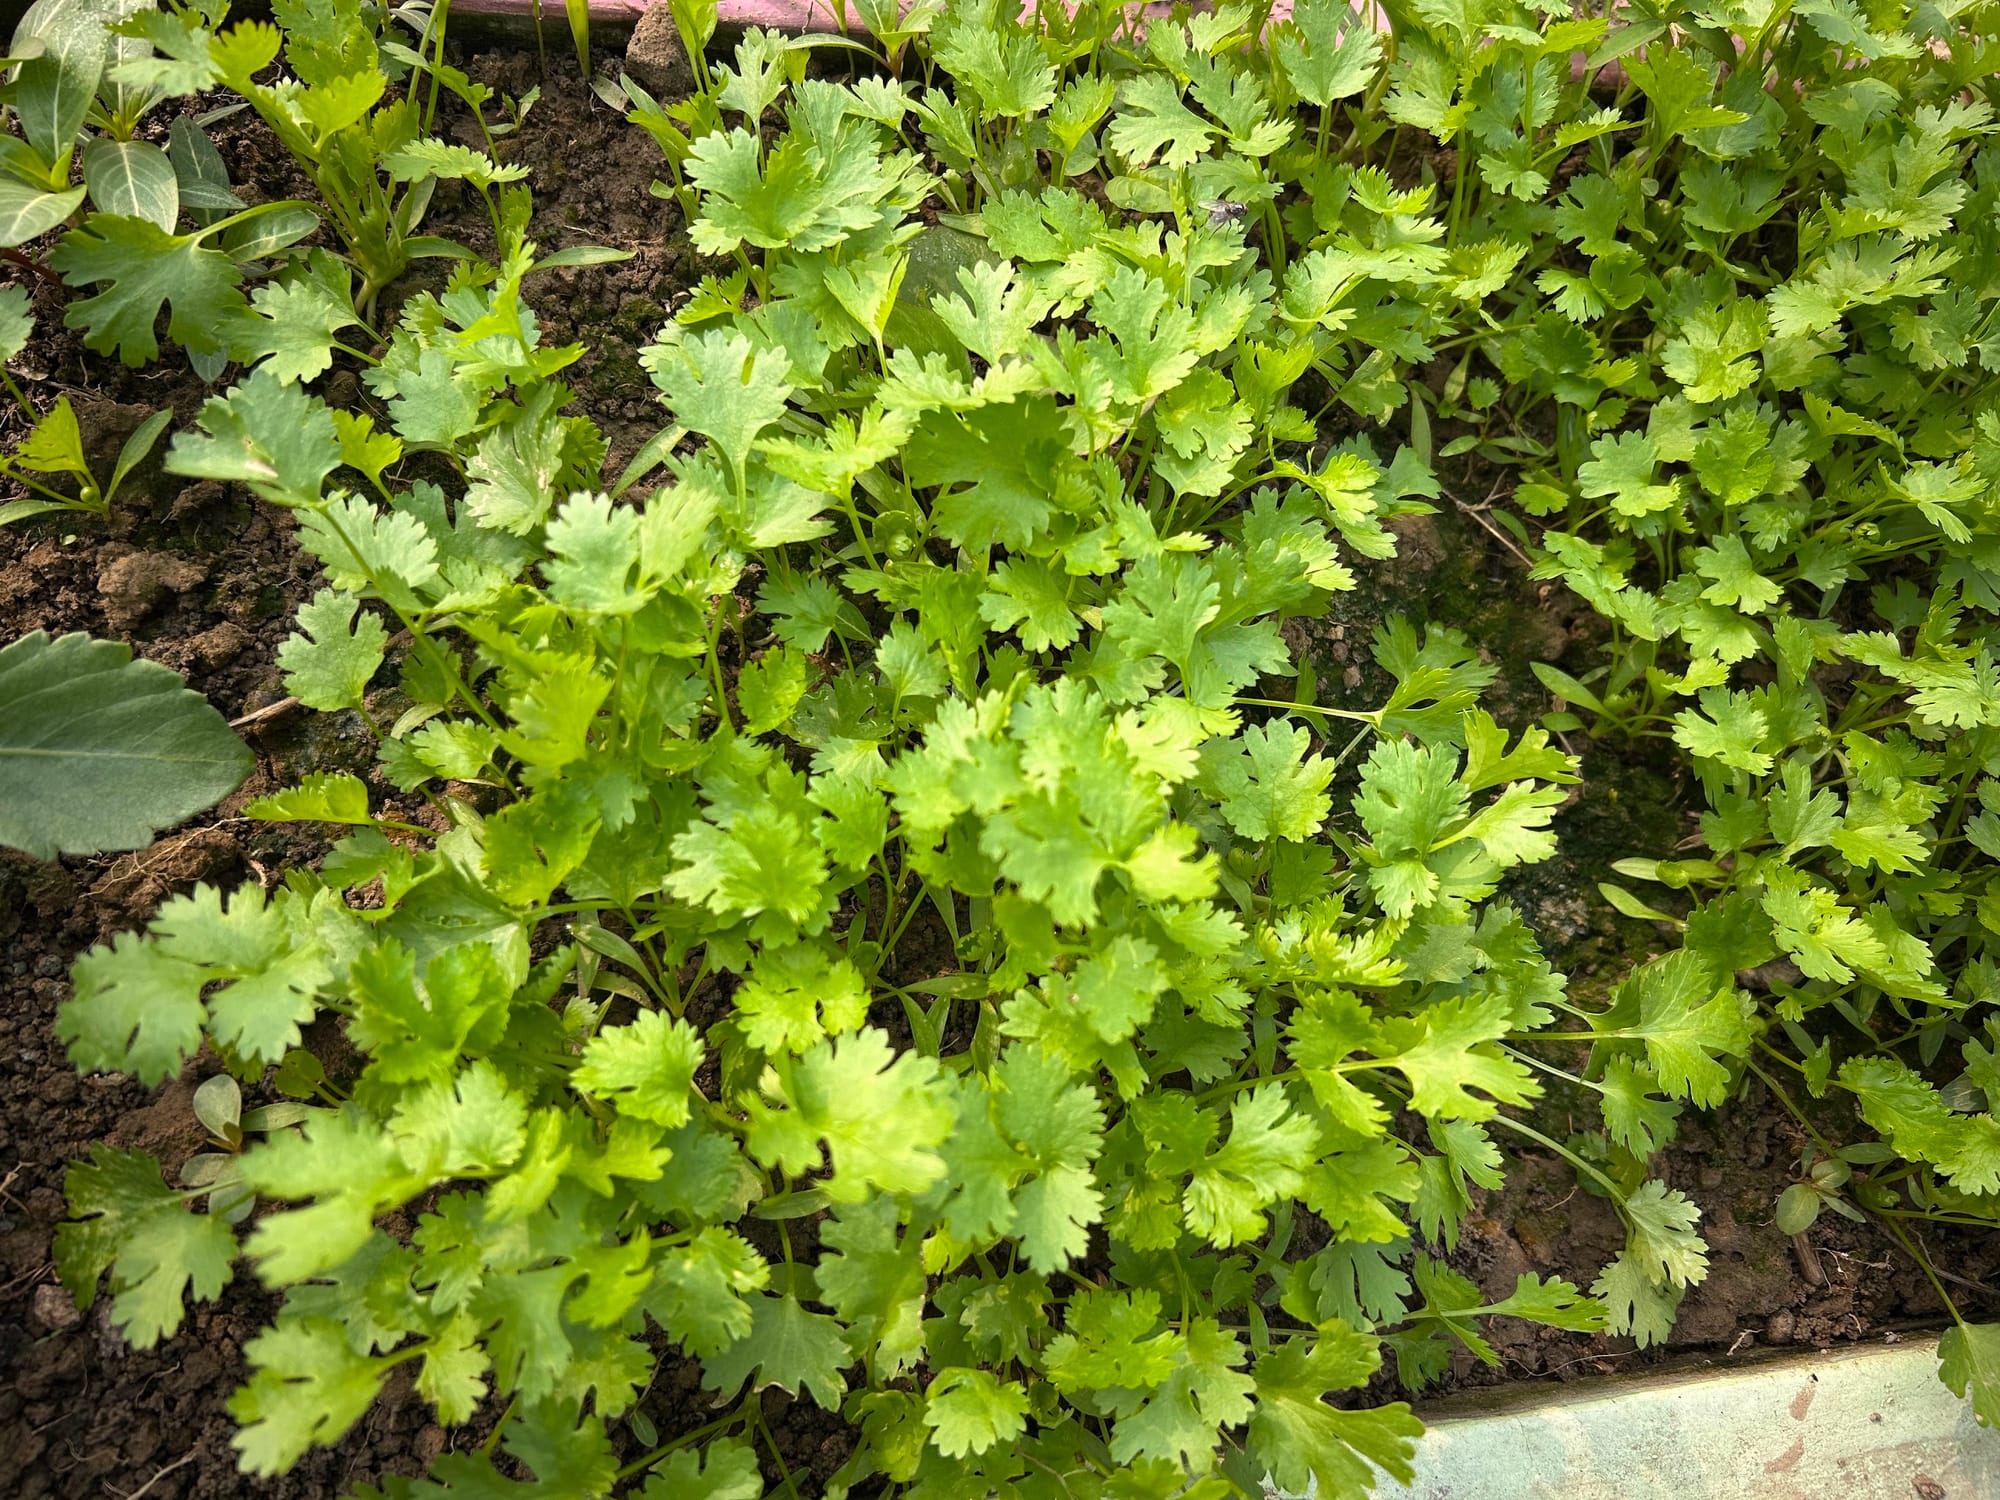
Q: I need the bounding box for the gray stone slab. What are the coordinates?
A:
[1372,1337,1992,1500]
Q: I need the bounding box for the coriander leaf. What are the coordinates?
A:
[1612,950,1751,1108]
[646,1228,769,1358]
[1110,1317,1255,1469]
[231,1315,388,1475]
[924,1368,1030,1458]
[1109,74,1217,169]
[735,943,870,1055]
[742,1028,952,1201]
[817,1197,927,1378]
[700,1293,852,1410]
[1671,688,1774,775]
[546,492,645,615]
[652,329,794,490]
[1377,994,1539,1121]
[234,251,361,383]
[573,1010,705,1127]
[1249,1322,1420,1497]
[639,1438,765,1500]
[278,589,387,712]
[56,1145,236,1349]
[170,369,342,507]
[1939,1324,2000,1429]
[1592,1249,1682,1347]
[1622,1179,1710,1289]
[1202,721,1334,842]
[1275,0,1382,106]
[58,932,207,1086]
[1185,1086,1319,1247]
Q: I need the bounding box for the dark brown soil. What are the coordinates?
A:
[0,36,1993,1500]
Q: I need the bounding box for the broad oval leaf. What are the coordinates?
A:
[0,179,86,248]
[168,116,241,227]
[217,201,321,261]
[84,140,180,230]
[0,630,253,860]
[11,0,127,159]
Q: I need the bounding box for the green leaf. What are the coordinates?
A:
[1202,722,1334,842]
[233,251,361,383]
[296,495,442,610]
[700,1293,852,1410]
[230,1314,389,1475]
[1185,1086,1320,1247]
[639,1438,765,1500]
[738,645,811,735]
[1671,688,1773,775]
[169,368,342,505]
[108,408,173,502]
[573,1009,706,1127]
[686,120,906,258]
[56,1144,236,1348]
[0,285,35,365]
[82,140,180,230]
[12,394,89,479]
[1774,1183,1822,1236]
[0,631,251,862]
[1592,1249,1681,1347]
[1109,74,1217,169]
[0,181,87,248]
[647,1227,769,1358]
[389,346,484,448]
[1938,1324,2000,1429]
[923,1367,1030,1458]
[49,214,245,366]
[1274,0,1383,106]
[383,139,532,190]
[652,329,794,490]
[546,491,645,615]
[1248,1321,1420,1497]
[1378,994,1539,1122]
[168,116,241,227]
[904,398,1060,552]
[1110,1317,1255,1469]
[278,589,388,712]
[1841,1056,2000,1194]
[1611,949,1751,1108]
[414,1312,490,1424]
[12,0,116,160]
[743,1028,953,1201]
[1622,1179,1709,1289]
[1597,1057,1680,1156]
[735,943,870,1055]
[246,771,373,826]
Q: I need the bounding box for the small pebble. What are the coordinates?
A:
[30,1284,81,1333]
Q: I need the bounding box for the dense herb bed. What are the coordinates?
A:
[4,0,2000,1496]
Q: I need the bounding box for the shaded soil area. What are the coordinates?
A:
[0,38,1993,1500]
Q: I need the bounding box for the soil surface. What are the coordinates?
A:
[1,37,1994,1500]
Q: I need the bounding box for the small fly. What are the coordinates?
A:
[1202,198,1248,226]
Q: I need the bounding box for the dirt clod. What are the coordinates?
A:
[624,6,695,98]
[28,1284,79,1333]
[96,548,209,630]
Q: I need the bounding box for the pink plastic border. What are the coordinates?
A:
[447,0,1638,87]
[450,0,1317,34]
